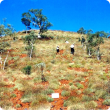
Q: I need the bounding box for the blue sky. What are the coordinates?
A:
[0,0,110,33]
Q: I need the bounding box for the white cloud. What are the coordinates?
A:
[0,0,3,4]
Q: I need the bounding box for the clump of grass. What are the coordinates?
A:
[73,76,84,82]
[30,100,39,107]
[46,97,54,102]
[43,89,54,95]
[82,95,93,102]
[10,93,16,98]
[103,99,110,105]
[61,90,70,97]
[84,101,98,109]
[83,88,94,95]
[68,96,81,103]
[16,104,21,108]
[49,83,59,90]
[75,82,84,89]
[69,82,73,86]
[68,103,85,110]
[0,100,13,108]
[76,90,82,95]
[95,90,107,99]
[70,85,78,90]
[63,100,71,107]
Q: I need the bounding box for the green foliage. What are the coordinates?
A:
[0,42,10,53]
[43,89,54,95]
[103,99,110,105]
[16,104,21,108]
[84,101,98,109]
[61,90,70,97]
[46,97,54,102]
[82,95,93,102]
[24,31,37,45]
[63,100,70,107]
[21,12,31,33]
[77,27,86,34]
[22,9,53,35]
[0,24,5,36]
[23,65,32,75]
[75,82,84,89]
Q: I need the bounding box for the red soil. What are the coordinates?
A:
[8,60,14,65]
[10,89,30,110]
[20,54,27,58]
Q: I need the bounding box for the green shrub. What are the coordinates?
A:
[47,97,54,102]
[103,99,110,105]
[23,65,31,75]
[10,93,16,98]
[82,95,92,102]
[70,85,78,90]
[63,100,70,107]
[16,104,21,108]
[69,82,73,86]
[44,89,54,95]
[77,90,82,95]
[83,88,93,95]
[84,101,98,109]
[75,82,84,89]
[61,90,70,97]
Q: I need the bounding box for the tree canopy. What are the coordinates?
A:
[21,9,53,36]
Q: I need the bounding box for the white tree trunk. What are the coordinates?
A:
[30,43,33,61]
[89,49,91,56]
[0,56,2,69]
[26,26,27,34]
[3,51,9,70]
[97,49,100,60]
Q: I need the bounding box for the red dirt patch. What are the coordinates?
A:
[8,60,14,65]
[10,89,30,110]
[20,54,27,58]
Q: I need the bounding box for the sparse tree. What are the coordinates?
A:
[86,33,104,60]
[77,27,86,34]
[21,12,31,34]
[21,9,53,38]
[23,31,37,60]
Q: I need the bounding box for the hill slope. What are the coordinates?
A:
[0,30,110,110]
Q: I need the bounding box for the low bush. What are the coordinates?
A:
[103,99,110,106]
[47,97,54,102]
[61,90,70,97]
[75,82,84,89]
[84,101,98,109]
[23,65,31,75]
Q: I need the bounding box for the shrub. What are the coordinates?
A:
[82,95,92,102]
[16,104,21,108]
[23,65,31,75]
[61,90,70,97]
[77,90,82,95]
[44,89,54,95]
[103,99,110,106]
[47,97,54,102]
[75,82,84,89]
[70,85,78,90]
[69,82,73,86]
[63,100,70,107]
[84,101,98,109]
[83,88,93,95]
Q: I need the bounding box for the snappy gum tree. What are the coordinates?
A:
[21,9,53,38]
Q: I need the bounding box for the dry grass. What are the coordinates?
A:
[0,30,110,109]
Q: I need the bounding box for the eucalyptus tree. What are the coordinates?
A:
[21,12,31,34]
[77,27,86,34]
[86,33,104,60]
[0,24,5,36]
[23,31,37,60]
[21,9,53,38]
